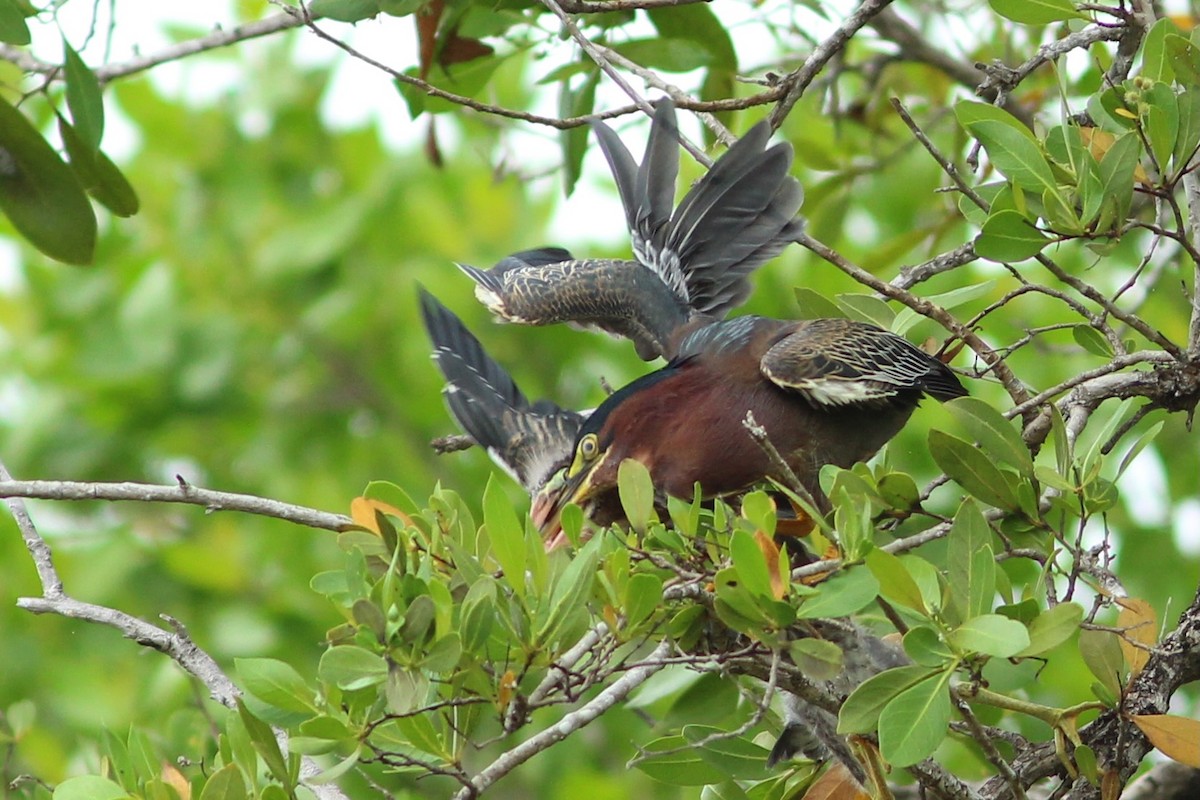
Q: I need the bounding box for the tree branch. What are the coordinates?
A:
[0,478,355,532]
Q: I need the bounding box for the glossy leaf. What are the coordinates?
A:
[877,669,954,767]
[988,0,1085,24]
[0,97,96,264]
[944,397,1034,476]
[62,38,104,152]
[618,458,658,532]
[198,765,246,800]
[796,567,880,619]
[633,735,728,785]
[947,499,996,623]
[683,725,772,781]
[965,119,1060,196]
[949,614,1030,658]
[52,777,129,800]
[236,658,317,713]
[1073,324,1115,358]
[975,209,1050,263]
[1017,602,1084,656]
[57,115,139,217]
[866,548,927,614]
[928,429,1020,510]
[318,645,388,691]
[1079,629,1125,697]
[838,665,938,734]
[483,477,526,596]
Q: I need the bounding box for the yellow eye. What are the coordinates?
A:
[579,434,598,460]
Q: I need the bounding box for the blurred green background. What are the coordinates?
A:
[2,2,1199,797]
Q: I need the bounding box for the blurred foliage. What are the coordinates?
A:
[1,0,1200,798]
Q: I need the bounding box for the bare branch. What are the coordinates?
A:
[454,639,674,799]
[0,479,354,532]
[769,0,896,130]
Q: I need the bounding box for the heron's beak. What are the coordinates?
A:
[532,467,594,551]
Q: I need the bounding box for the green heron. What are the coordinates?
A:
[532,317,966,545]
[456,98,805,361]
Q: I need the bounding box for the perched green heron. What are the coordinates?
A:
[457,98,806,361]
[419,294,918,780]
[532,316,966,545]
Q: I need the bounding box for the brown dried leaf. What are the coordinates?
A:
[1131,714,1200,767]
[1116,597,1157,679]
[755,530,787,600]
[802,762,870,800]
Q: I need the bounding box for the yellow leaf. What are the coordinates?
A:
[755,530,787,600]
[801,762,869,800]
[161,762,191,800]
[349,496,414,535]
[1116,597,1157,679]
[350,496,380,533]
[1131,714,1200,767]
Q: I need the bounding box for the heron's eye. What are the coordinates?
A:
[579,434,599,460]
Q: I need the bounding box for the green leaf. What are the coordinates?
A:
[838,665,938,734]
[537,534,601,645]
[633,735,728,785]
[236,658,317,713]
[235,700,292,789]
[53,777,129,800]
[460,578,497,653]
[198,764,246,800]
[965,119,1061,197]
[950,614,1031,658]
[558,66,599,195]
[318,645,388,691]
[1173,88,1200,174]
[62,38,104,152]
[947,499,996,623]
[624,572,665,630]
[928,429,1019,510]
[57,115,139,217]
[987,0,1086,24]
[793,287,845,320]
[1017,602,1084,656]
[866,548,926,614]
[1079,628,1125,697]
[1144,82,1180,171]
[740,490,776,538]
[892,281,995,336]
[0,0,30,45]
[309,0,380,22]
[789,638,844,681]
[903,626,954,667]
[483,476,526,596]
[1117,418,1165,478]
[956,102,1039,144]
[618,458,658,532]
[796,567,880,619]
[612,39,711,73]
[682,725,771,781]
[1072,324,1115,358]
[1141,18,1176,83]
[0,97,96,264]
[730,528,774,602]
[975,209,1050,262]
[878,669,954,767]
[1166,34,1200,86]
[835,293,895,328]
[945,397,1034,476]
